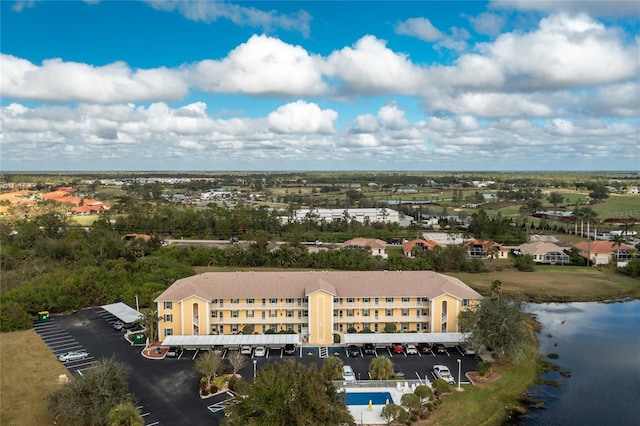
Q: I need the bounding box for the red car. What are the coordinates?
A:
[392,343,404,354]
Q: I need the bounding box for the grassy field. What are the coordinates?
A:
[451,266,640,302]
[0,329,68,425]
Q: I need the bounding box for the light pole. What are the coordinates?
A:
[457,358,461,390]
[253,360,257,379]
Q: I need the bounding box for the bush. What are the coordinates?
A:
[347,327,357,334]
[477,360,493,376]
[513,254,536,271]
[333,333,341,343]
[432,379,452,397]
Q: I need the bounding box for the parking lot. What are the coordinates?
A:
[35,308,480,425]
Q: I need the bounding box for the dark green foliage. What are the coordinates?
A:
[513,254,536,271]
[381,403,407,424]
[618,258,640,277]
[223,360,353,426]
[384,322,397,333]
[321,356,344,381]
[432,379,452,397]
[477,361,493,377]
[368,356,393,380]
[459,289,528,361]
[0,299,33,331]
[47,358,134,426]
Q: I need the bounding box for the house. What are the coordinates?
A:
[402,239,440,257]
[155,270,482,346]
[573,241,633,265]
[281,208,400,225]
[122,233,151,242]
[517,242,570,264]
[462,239,509,260]
[342,237,388,258]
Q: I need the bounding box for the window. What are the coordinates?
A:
[416,323,421,331]
[262,298,266,306]
[421,297,429,302]
[338,310,344,318]
[402,297,410,303]
[402,322,409,331]
[163,302,172,309]
[401,309,409,317]
[286,324,293,331]
[261,311,266,319]
[269,310,277,318]
[347,323,354,330]
[363,309,370,317]
[374,297,379,305]
[270,325,277,331]
[211,299,218,304]
[246,310,254,318]
[270,298,277,304]
[385,309,393,317]
[386,297,394,303]
[286,298,294,304]
[164,314,173,322]
[374,323,379,332]
[374,310,379,319]
[462,299,469,307]
[231,310,239,318]
[303,310,309,317]
[231,324,238,333]
[347,298,355,304]
[422,322,429,331]
[347,309,354,317]
[164,328,173,336]
[298,311,303,319]
[286,310,293,318]
[219,300,224,307]
[363,297,370,303]
[247,298,254,304]
[219,312,224,319]
[231,298,239,304]
[442,300,448,316]
[211,311,217,318]
[422,309,429,316]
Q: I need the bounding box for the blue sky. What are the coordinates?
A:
[1,0,638,171]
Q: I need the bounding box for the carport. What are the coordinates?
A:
[101,302,143,324]
[342,332,468,346]
[161,334,300,350]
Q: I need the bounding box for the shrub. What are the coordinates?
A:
[432,379,452,397]
[477,360,493,377]
[333,333,341,343]
[347,327,357,334]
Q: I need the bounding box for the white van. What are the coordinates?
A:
[342,365,356,382]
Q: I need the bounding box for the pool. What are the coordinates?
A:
[345,392,393,406]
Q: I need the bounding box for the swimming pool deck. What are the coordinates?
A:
[340,384,417,425]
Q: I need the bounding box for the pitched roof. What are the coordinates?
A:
[463,239,507,251]
[402,239,440,252]
[574,241,632,253]
[155,270,482,302]
[342,237,387,249]
[519,241,566,256]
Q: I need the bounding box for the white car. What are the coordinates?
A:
[240,346,252,355]
[405,344,418,355]
[59,351,89,362]
[342,365,356,382]
[432,364,455,384]
[254,346,267,357]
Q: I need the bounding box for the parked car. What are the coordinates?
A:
[457,345,476,356]
[391,343,404,354]
[240,346,252,355]
[112,320,124,330]
[418,343,432,354]
[432,364,455,384]
[342,365,356,382]
[346,345,360,357]
[166,347,179,358]
[405,344,418,355]
[363,343,377,356]
[433,343,447,354]
[283,344,296,356]
[58,351,89,362]
[392,364,405,379]
[254,346,267,357]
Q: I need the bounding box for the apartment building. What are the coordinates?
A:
[155,270,482,346]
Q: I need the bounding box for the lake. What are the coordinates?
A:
[522,300,640,425]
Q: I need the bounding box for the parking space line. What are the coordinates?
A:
[145,422,159,426]
[37,330,71,338]
[41,334,75,342]
[192,349,200,360]
[51,344,83,352]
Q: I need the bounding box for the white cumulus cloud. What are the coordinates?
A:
[267,100,337,134]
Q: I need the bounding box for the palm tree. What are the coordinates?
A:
[369,356,393,380]
[194,350,224,388]
[140,308,161,344]
[107,401,144,426]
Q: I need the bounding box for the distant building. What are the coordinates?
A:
[462,240,509,260]
[517,242,569,264]
[403,239,440,257]
[574,241,633,265]
[282,208,399,225]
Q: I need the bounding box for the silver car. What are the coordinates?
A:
[59,351,89,362]
[432,364,455,384]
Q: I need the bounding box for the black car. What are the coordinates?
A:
[392,364,405,379]
[346,345,360,357]
[433,343,447,354]
[283,344,296,356]
[418,343,432,354]
[363,343,377,356]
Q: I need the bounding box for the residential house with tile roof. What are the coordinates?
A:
[518,241,570,264]
[402,239,440,257]
[155,270,482,346]
[342,237,388,258]
[574,241,633,265]
[462,239,509,260]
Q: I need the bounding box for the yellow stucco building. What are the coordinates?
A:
[155,270,481,346]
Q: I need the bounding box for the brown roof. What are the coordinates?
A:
[155,270,482,302]
[402,239,440,252]
[463,239,507,251]
[342,238,387,249]
[574,241,632,253]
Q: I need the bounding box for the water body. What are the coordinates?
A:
[522,300,640,425]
